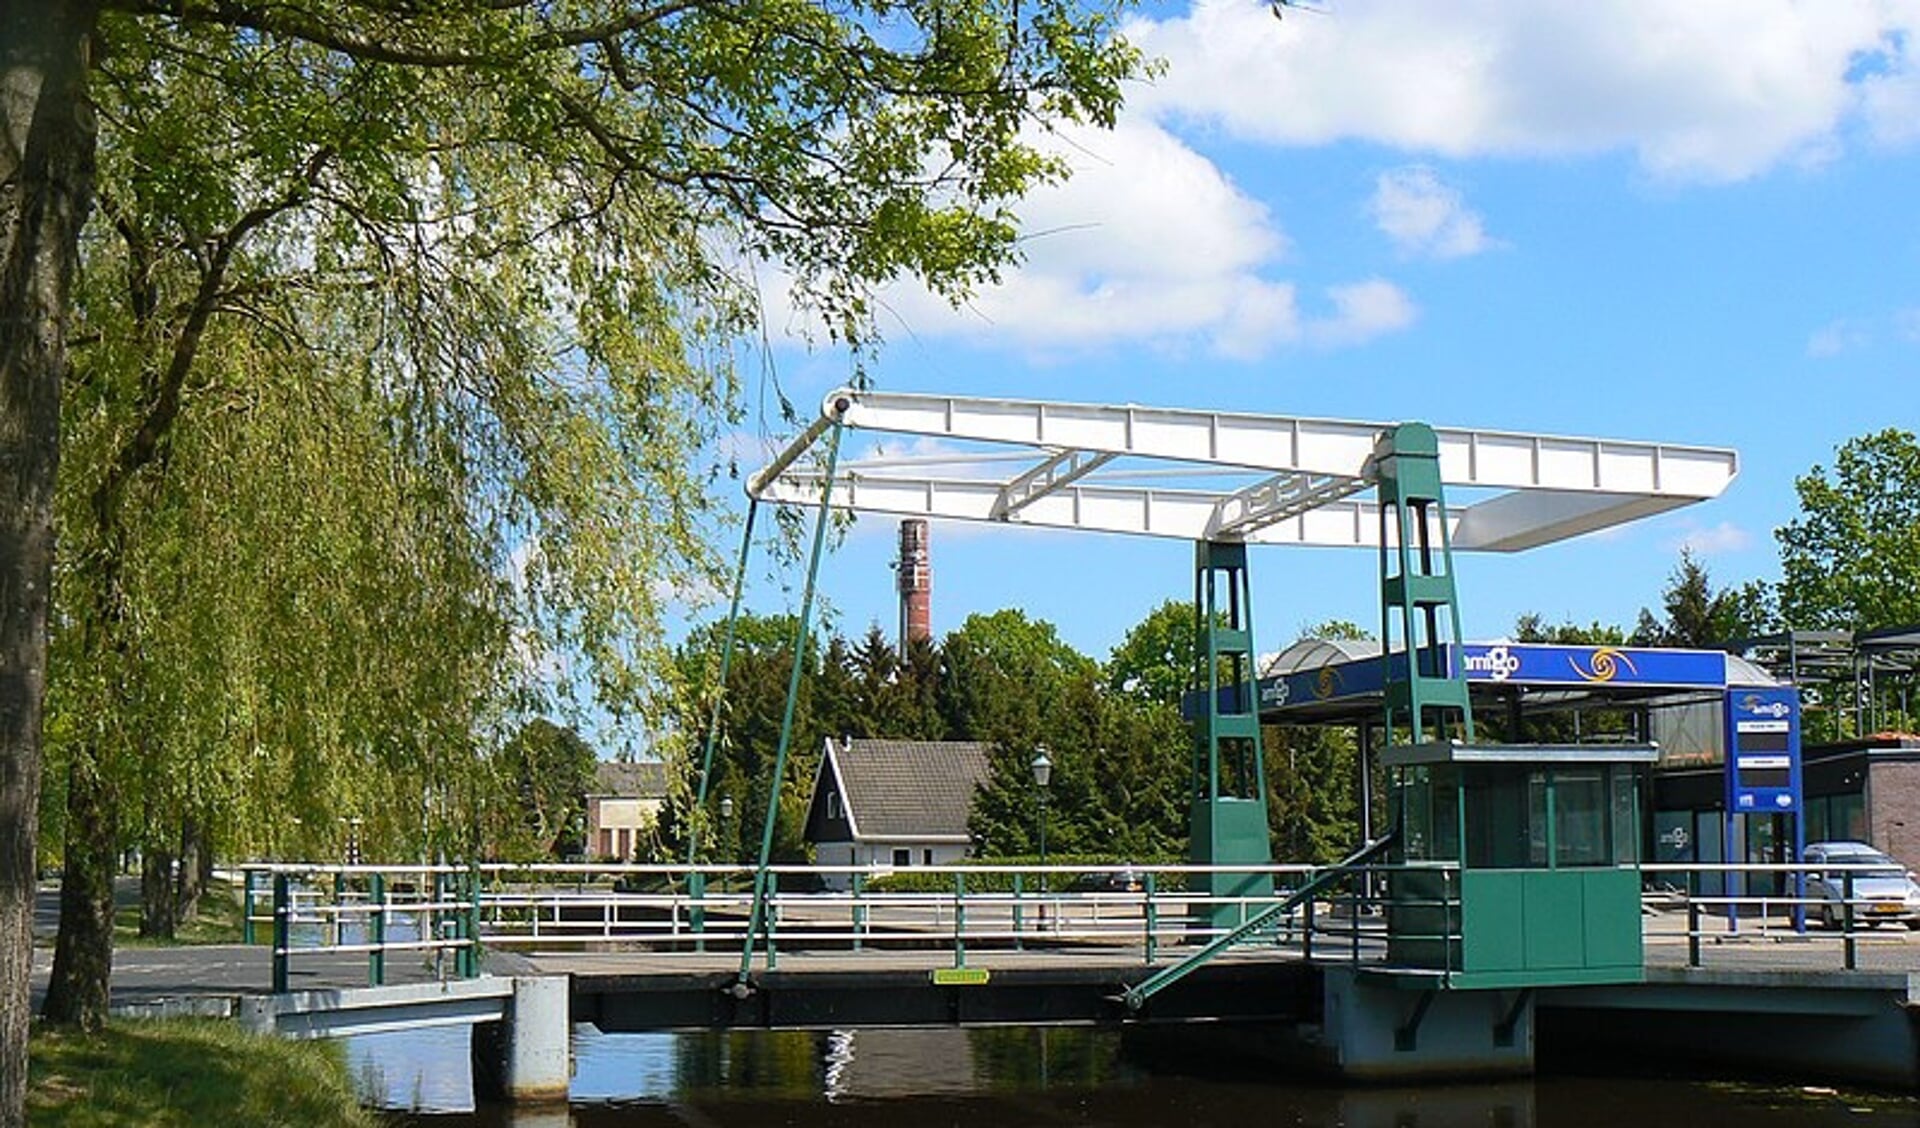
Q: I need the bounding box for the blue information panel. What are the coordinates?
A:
[1724,687,1801,814]
[1454,643,1727,688]
[1249,643,1731,716]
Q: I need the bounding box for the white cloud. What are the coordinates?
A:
[1307,279,1418,346]
[1805,307,1920,356]
[875,118,1306,357]
[874,118,1414,358]
[1807,319,1868,357]
[1128,0,1920,182]
[1673,520,1755,556]
[1369,166,1494,258]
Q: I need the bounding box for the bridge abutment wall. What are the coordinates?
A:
[1540,972,1920,1089]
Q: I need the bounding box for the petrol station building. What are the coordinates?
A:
[1257,633,1920,883]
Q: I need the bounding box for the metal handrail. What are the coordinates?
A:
[247,856,1919,994]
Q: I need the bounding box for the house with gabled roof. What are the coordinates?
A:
[587,759,669,862]
[803,737,994,890]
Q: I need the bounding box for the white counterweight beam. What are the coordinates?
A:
[748,388,1739,552]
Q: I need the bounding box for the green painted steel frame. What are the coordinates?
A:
[739,421,846,986]
[1189,540,1275,927]
[1374,423,1474,746]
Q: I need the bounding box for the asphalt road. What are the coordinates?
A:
[28,879,461,1013]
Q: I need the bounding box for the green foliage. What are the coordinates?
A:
[112,881,245,949]
[945,610,1105,856]
[484,720,600,862]
[1629,550,1768,648]
[1777,428,1920,632]
[1265,723,1360,865]
[663,611,824,867]
[20,0,1145,1019]
[28,1021,374,1126]
[1105,599,1197,706]
[1512,614,1627,645]
[865,855,1181,894]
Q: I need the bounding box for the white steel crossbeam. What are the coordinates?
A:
[748,388,1738,552]
[992,448,1118,519]
[1206,472,1373,540]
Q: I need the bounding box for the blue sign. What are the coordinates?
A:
[1454,643,1726,688]
[1246,644,1730,716]
[1723,687,1801,815]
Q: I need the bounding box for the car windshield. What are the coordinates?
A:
[1824,850,1903,876]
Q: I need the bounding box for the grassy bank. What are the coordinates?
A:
[112,878,251,947]
[28,1019,377,1126]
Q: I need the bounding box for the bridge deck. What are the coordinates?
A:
[33,901,1920,1021]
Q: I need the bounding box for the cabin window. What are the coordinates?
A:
[827,792,842,819]
[893,848,911,866]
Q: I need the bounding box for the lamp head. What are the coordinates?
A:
[1030,749,1053,788]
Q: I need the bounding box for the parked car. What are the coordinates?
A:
[1803,841,1920,930]
[1068,866,1144,894]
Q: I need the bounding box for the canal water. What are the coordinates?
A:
[352,1025,1920,1127]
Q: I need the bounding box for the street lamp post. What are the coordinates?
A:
[719,796,735,888]
[1031,749,1052,896]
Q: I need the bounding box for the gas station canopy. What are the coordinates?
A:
[748,389,1738,552]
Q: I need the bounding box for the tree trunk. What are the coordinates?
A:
[41,748,116,1028]
[175,817,206,923]
[139,842,174,939]
[0,1,98,1119]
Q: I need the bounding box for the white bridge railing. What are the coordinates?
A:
[240,858,1920,992]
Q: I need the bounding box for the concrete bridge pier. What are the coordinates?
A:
[472,976,571,1105]
[1317,969,1534,1081]
[1123,968,1535,1083]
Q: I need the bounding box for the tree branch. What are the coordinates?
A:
[91,146,334,526]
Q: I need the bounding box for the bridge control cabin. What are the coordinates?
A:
[1384,739,1657,988]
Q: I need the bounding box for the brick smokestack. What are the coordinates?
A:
[896,519,931,655]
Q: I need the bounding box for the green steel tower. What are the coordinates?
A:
[1189,539,1273,931]
[1374,422,1474,745]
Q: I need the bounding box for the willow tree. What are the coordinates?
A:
[1,3,1143,1101]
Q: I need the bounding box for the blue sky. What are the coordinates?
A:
[710,0,1920,671]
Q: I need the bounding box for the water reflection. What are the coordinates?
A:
[360,1023,1915,1127]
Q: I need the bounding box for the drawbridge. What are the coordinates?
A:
[729,387,1737,1012]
